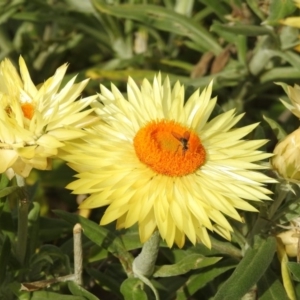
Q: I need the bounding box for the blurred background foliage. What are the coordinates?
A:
[1,0,300,299]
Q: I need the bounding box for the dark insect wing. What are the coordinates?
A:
[171,131,182,141]
[183,131,190,141]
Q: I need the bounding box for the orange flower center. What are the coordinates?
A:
[133,120,206,176]
[21,103,35,120]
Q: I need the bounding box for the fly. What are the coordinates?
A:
[171,131,190,155]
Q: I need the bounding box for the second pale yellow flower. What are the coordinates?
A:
[0,57,98,178]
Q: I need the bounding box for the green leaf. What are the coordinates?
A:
[0,186,19,198]
[87,268,123,298]
[119,226,143,251]
[187,236,242,260]
[268,50,300,71]
[214,237,277,300]
[263,115,287,141]
[0,235,11,284]
[176,258,237,300]
[12,12,56,22]
[153,254,222,277]
[0,0,23,25]
[120,278,148,300]
[53,210,134,275]
[210,21,240,44]
[211,23,275,37]
[236,35,248,67]
[155,277,186,300]
[287,262,300,282]
[198,0,229,21]
[39,217,72,242]
[265,0,297,25]
[260,67,300,83]
[92,0,222,54]
[30,291,83,300]
[87,244,109,263]
[246,0,267,20]
[68,281,99,300]
[258,268,290,300]
[30,244,68,268]
[0,174,9,189]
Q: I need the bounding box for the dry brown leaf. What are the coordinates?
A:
[190,52,214,78]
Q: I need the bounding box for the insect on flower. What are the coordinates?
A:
[172,131,190,155]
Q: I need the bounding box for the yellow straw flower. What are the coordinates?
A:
[64,74,275,248]
[0,56,97,178]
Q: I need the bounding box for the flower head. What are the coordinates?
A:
[0,56,97,178]
[271,128,300,183]
[64,74,275,248]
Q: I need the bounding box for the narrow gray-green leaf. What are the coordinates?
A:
[260,67,300,83]
[211,23,275,36]
[176,259,237,300]
[214,237,277,300]
[92,0,222,54]
[258,268,290,300]
[153,254,221,277]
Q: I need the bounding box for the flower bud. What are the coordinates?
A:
[277,230,299,257]
[271,128,300,182]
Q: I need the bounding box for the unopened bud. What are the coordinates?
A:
[277,230,299,257]
[271,128,300,182]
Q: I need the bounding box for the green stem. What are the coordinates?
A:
[16,175,29,265]
[73,223,83,285]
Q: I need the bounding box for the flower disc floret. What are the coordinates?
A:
[134,120,206,176]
